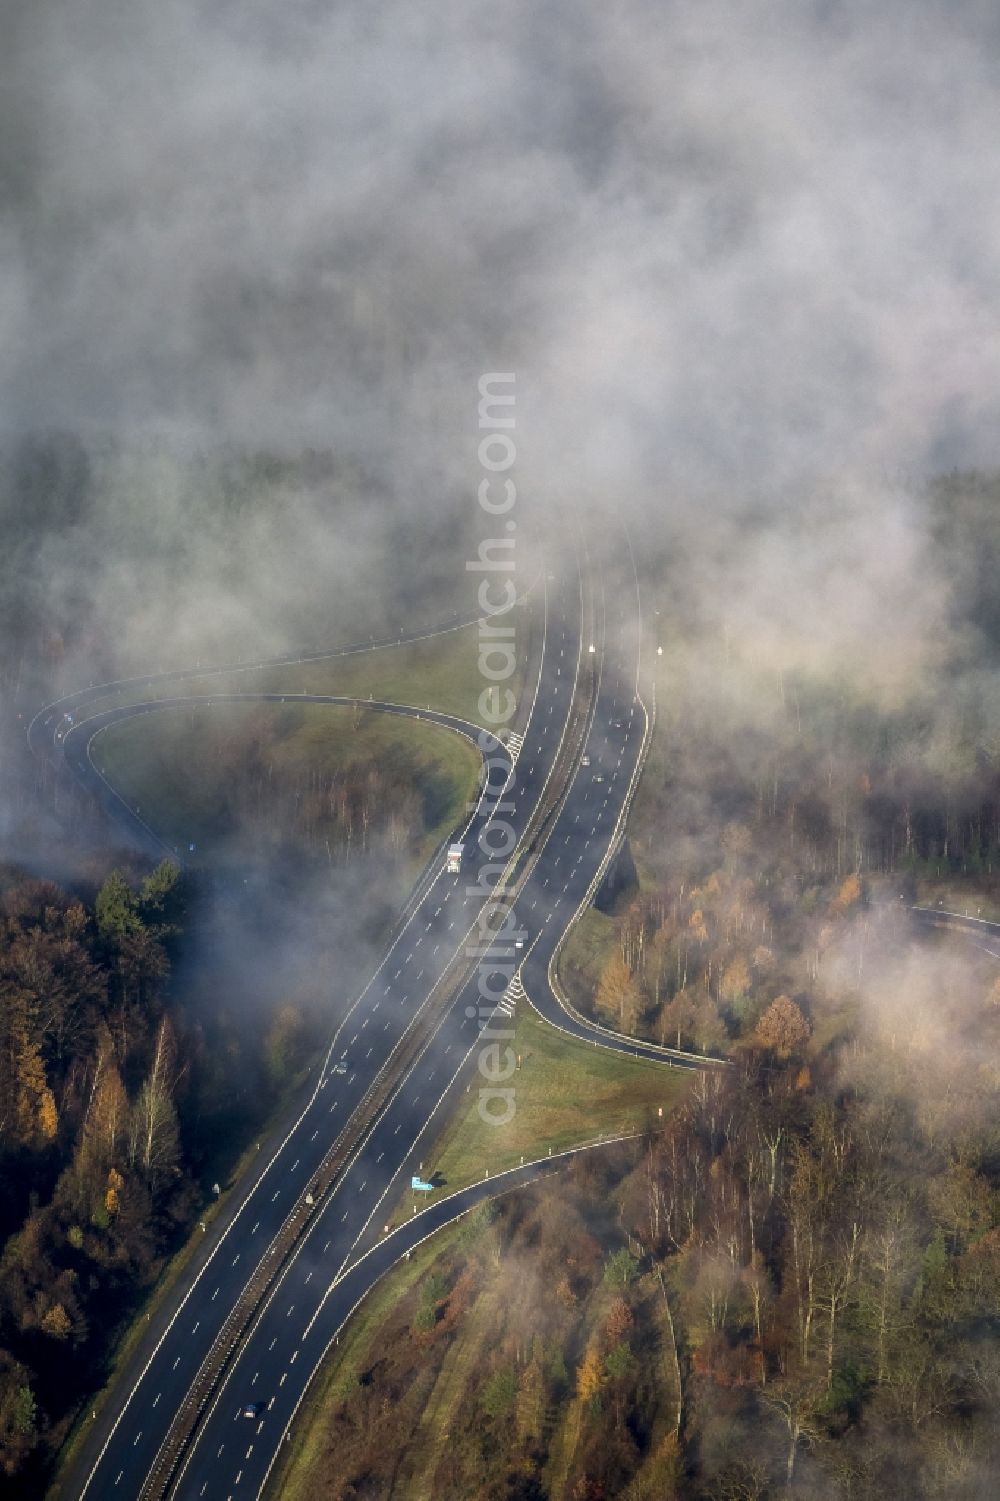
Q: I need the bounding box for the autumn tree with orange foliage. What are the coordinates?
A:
[0,867,186,1483]
[576,1342,604,1404]
[595,951,641,1034]
[831,873,862,914]
[720,957,751,1005]
[753,995,810,1058]
[603,1295,634,1347]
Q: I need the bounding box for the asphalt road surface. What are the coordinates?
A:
[38,531,695,1501]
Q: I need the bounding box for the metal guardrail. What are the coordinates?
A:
[138,934,476,1500]
[139,577,598,1499]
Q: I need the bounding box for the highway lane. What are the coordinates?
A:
[909,904,1000,937]
[182,574,1000,1500]
[25,600,541,870]
[168,528,691,1500]
[29,606,527,865]
[187,1131,639,1501]
[62,558,587,1501]
[194,898,1000,1501]
[60,693,514,867]
[67,714,515,1498]
[519,537,718,1067]
[27,609,494,768]
[47,524,709,1501]
[43,527,1000,1500]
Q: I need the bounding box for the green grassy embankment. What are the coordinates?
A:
[270,1221,469,1501]
[95,701,481,872]
[390,1005,690,1223]
[78,599,532,729]
[555,906,620,1018]
[269,1148,682,1501]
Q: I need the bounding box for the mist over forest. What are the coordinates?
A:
[2,1,1000,1497]
[4,0,1000,712]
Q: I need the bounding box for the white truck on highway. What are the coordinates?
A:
[446,842,465,873]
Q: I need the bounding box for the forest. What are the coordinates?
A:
[2,454,1000,1496]
[4,3,1000,1492]
[0,730,481,1498]
[565,471,1000,1061]
[277,471,1000,1498]
[279,801,1000,1499]
[281,918,1000,1500]
[0,433,490,1494]
[0,862,193,1489]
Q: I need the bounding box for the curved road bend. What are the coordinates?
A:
[247,907,1000,1500]
[59,694,516,867]
[516,533,718,1068]
[28,594,539,865]
[184,813,1000,1495]
[59,555,588,1501]
[27,606,505,769]
[168,528,713,1501]
[52,528,716,1501]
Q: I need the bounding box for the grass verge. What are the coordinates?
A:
[46,1066,313,1500]
[391,1006,690,1224]
[555,905,620,1016]
[267,1220,467,1501]
[78,600,533,729]
[96,701,481,871]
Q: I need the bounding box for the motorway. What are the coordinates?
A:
[27,609,490,761]
[26,609,498,865]
[58,692,514,870]
[34,529,703,1501]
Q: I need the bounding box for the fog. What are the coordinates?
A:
[4,12,1000,1490]
[0,0,995,955]
[2,0,999,989]
[827,910,1000,1117]
[4,0,1000,477]
[0,7,996,843]
[0,1,996,733]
